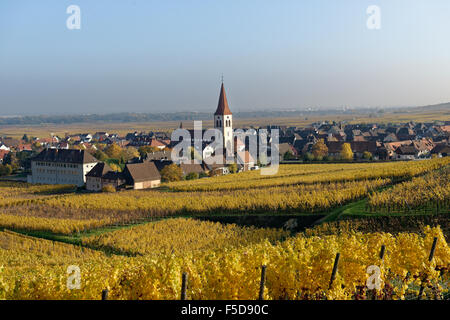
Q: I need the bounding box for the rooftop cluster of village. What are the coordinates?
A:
[0,84,449,192]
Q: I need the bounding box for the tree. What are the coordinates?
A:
[363,151,372,160]
[102,185,116,193]
[124,147,139,161]
[340,143,354,161]
[209,169,221,177]
[93,150,108,161]
[138,146,159,158]
[32,141,42,150]
[104,144,123,160]
[73,144,85,150]
[303,152,314,162]
[3,153,20,171]
[160,164,183,182]
[0,164,13,176]
[312,139,328,159]
[185,172,199,180]
[16,151,33,171]
[227,163,238,173]
[109,163,122,172]
[283,151,295,161]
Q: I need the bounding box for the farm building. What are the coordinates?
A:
[28,149,98,186]
[122,161,161,190]
[85,162,125,191]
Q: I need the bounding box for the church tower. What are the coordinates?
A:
[214,82,233,156]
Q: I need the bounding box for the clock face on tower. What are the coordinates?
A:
[214,83,233,156]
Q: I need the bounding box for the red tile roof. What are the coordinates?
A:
[149,139,166,147]
[0,150,9,160]
[214,83,232,116]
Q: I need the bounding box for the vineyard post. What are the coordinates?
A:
[329,253,340,290]
[101,289,109,300]
[418,237,438,300]
[181,272,188,300]
[379,245,386,261]
[258,265,267,300]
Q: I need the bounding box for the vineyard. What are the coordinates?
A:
[81,218,289,256]
[0,222,448,300]
[164,158,450,192]
[0,158,448,235]
[0,158,449,300]
[368,167,450,215]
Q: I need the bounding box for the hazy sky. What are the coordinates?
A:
[1,0,450,115]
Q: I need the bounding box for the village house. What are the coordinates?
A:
[16,144,32,152]
[145,150,172,161]
[278,142,297,161]
[1,138,20,149]
[179,163,207,177]
[85,162,125,191]
[0,150,9,164]
[326,141,378,159]
[203,155,230,176]
[151,159,173,172]
[92,132,109,141]
[122,161,161,190]
[395,145,417,160]
[28,149,98,186]
[430,143,450,158]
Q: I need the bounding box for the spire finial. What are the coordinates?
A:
[221,73,224,84]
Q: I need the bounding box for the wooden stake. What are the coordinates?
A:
[428,237,438,262]
[418,237,438,300]
[181,272,188,300]
[259,265,267,300]
[379,245,386,261]
[329,253,340,289]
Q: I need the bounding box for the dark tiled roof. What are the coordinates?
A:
[431,144,450,154]
[86,162,112,178]
[150,160,173,172]
[124,161,161,183]
[179,163,206,175]
[32,148,98,164]
[327,141,378,154]
[102,171,123,180]
[396,145,417,155]
[146,150,172,161]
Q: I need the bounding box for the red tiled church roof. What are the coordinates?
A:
[214,83,232,116]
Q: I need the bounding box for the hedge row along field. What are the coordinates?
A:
[0,223,448,300]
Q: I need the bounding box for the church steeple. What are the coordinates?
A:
[214,83,232,116]
[213,82,233,156]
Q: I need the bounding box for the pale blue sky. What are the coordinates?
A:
[1,0,449,115]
